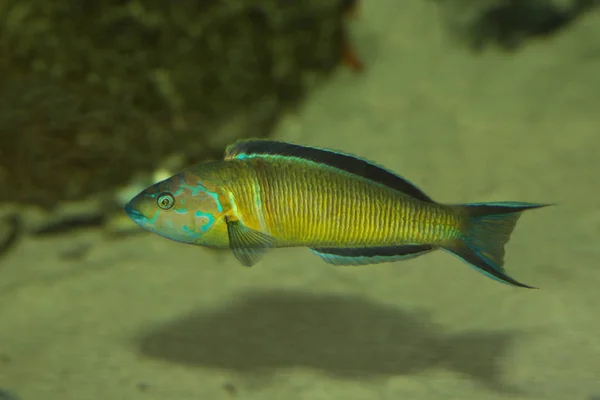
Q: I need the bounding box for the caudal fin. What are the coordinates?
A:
[444,202,549,289]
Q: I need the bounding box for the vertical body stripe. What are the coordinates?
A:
[217,156,462,249]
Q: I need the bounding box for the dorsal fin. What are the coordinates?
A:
[225,139,434,202]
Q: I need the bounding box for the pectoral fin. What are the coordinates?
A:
[225,216,276,267]
[310,244,435,266]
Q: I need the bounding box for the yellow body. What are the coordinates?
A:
[192,157,463,249]
[125,139,545,288]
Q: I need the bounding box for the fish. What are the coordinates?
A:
[125,139,549,289]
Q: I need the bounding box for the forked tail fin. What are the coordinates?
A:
[443,202,549,289]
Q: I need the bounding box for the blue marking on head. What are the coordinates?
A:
[182,225,202,238]
[187,185,199,195]
[194,210,215,233]
[148,210,159,225]
[180,182,223,213]
[206,191,223,212]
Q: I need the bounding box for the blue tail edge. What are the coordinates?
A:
[443,201,550,289]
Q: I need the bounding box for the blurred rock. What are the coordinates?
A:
[0,0,355,208]
[0,389,19,400]
[431,0,599,51]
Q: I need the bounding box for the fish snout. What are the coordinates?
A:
[124,201,145,222]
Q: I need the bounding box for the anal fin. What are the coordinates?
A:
[310,244,435,266]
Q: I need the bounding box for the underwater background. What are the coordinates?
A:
[1,0,599,399]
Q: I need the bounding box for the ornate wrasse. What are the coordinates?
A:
[125,140,548,288]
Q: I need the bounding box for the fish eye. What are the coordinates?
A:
[157,192,175,210]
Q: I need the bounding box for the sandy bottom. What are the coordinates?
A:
[1,1,600,399]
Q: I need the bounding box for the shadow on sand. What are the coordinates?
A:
[137,290,524,394]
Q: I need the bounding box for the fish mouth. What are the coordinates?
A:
[124,202,144,221]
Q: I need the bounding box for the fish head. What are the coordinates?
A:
[124,170,225,245]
